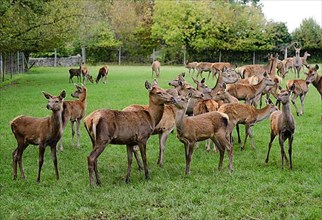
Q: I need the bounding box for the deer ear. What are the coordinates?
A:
[145,80,152,91]
[315,64,319,70]
[181,72,185,78]
[153,79,158,86]
[42,91,52,99]
[221,82,227,90]
[201,78,205,83]
[178,80,183,86]
[60,90,66,99]
[290,83,296,91]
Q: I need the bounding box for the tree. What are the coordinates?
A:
[292,18,322,49]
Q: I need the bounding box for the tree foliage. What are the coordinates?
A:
[292,18,322,49]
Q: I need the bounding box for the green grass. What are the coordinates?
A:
[0,65,321,219]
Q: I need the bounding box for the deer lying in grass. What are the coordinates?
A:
[286,78,308,116]
[266,87,295,169]
[69,66,82,83]
[305,64,321,99]
[84,81,175,186]
[184,61,198,75]
[81,64,94,84]
[96,65,109,84]
[226,75,275,107]
[173,94,233,175]
[11,90,66,182]
[58,84,87,151]
[152,60,161,78]
[218,101,278,150]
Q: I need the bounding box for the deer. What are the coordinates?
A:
[184,61,198,75]
[81,64,94,84]
[210,62,233,79]
[276,59,287,78]
[196,62,213,78]
[123,82,203,168]
[293,46,302,78]
[173,93,233,175]
[305,64,321,99]
[218,101,278,150]
[225,74,276,107]
[58,84,87,151]
[285,78,309,116]
[301,51,311,67]
[151,60,161,78]
[241,54,278,79]
[84,80,175,186]
[11,90,66,182]
[96,65,109,84]
[69,66,82,83]
[265,87,295,169]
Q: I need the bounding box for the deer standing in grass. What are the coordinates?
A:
[11,90,66,182]
[84,81,175,186]
[184,61,198,75]
[218,102,278,150]
[266,87,295,169]
[293,46,302,78]
[152,60,161,78]
[81,64,94,84]
[58,84,87,151]
[173,94,233,175]
[285,78,308,116]
[69,66,82,83]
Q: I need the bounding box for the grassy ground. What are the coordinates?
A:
[0,65,321,219]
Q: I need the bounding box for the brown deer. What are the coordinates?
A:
[226,75,276,107]
[293,46,302,78]
[210,62,233,79]
[196,62,213,78]
[96,65,109,84]
[84,81,175,186]
[11,90,66,182]
[81,64,94,84]
[218,101,278,150]
[184,61,198,75]
[305,64,321,99]
[266,87,295,169]
[151,60,161,78]
[69,66,82,83]
[123,83,203,167]
[58,84,87,151]
[241,54,278,79]
[286,78,309,116]
[173,94,233,175]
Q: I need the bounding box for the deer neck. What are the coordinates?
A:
[175,105,188,135]
[147,98,165,128]
[312,74,322,89]
[255,105,272,122]
[253,80,267,96]
[50,108,63,139]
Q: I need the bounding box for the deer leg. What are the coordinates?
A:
[236,123,242,144]
[76,120,81,148]
[125,145,133,183]
[37,145,46,182]
[13,142,26,180]
[241,124,249,150]
[279,135,286,169]
[266,131,276,163]
[50,145,59,180]
[291,94,300,116]
[88,143,108,186]
[214,138,225,172]
[247,125,256,150]
[300,94,306,115]
[138,143,149,180]
[71,121,75,146]
[288,135,293,170]
[12,148,18,180]
[157,131,171,167]
[205,139,211,152]
[185,143,194,175]
[133,145,143,171]
[59,137,64,152]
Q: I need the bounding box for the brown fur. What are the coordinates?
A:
[152,60,161,78]
[184,61,198,75]
[286,79,308,116]
[305,64,321,99]
[96,65,109,84]
[69,66,82,83]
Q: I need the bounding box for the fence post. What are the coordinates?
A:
[118,47,121,65]
[0,52,3,82]
[252,51,256,64]
[54,49,57,67]
[82,47,86,64]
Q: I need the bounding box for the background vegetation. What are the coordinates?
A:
[0,65,321,219]
[1,0,321,64]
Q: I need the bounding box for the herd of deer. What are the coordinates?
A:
[69,63,109,84]
[10,54,321,187]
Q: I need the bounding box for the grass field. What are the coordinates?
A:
[0,65,321,219]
